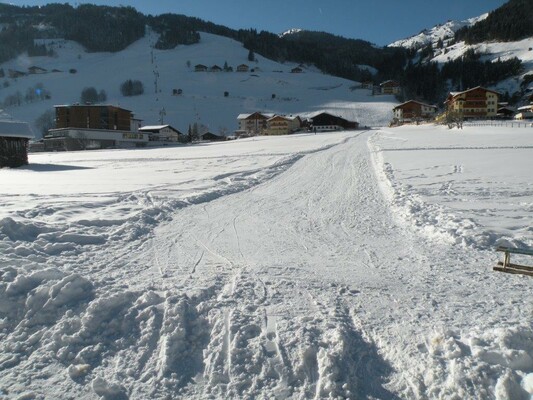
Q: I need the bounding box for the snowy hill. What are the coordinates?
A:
[432,37,533,95]
[0,30,397,136]
[388,14,488,49]
[389,12,533,95]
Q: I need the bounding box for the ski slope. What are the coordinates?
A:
[0,31,396,136]
[1,124,532,399]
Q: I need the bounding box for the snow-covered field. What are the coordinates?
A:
[1,124,533,399]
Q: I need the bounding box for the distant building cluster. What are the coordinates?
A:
[35,104,231,152]
[24,104,360,154]
[193,63,304,74]
[236,111,359,137]
[391,86,533,126]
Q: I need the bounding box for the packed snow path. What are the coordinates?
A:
[1,131,532,399]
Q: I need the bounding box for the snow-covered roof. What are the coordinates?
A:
[0,120,34,139]
[139,124,182,134]
[305,110,342,119]
[393,100,437,110]
[54,104,132,112]
[237,113,275,120]
[267,115,295,122]
[448,86,502,98]
[139,125,169,131]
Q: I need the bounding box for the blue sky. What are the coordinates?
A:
[3,0,508,45]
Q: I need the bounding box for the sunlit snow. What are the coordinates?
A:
[1,123,532,399]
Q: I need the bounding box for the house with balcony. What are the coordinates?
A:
[445,87,500,119]
[194,64,208,72]
[237,112,274,135]
[380,80,401,95]
[139,124,184,143]
[265,115,302,135]
[393,100,438,123]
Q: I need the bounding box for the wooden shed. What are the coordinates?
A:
[0,119,34,168]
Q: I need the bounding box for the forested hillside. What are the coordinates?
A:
[455,0,533,44]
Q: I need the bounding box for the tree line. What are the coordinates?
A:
[400,51,523,104]
[455,0,533,44]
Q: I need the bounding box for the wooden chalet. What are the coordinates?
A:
[265,115,302,135]
[194,64,208,72]
[210,65,222,72]
[237,112,274,135]
[0,119,33,168]
[393,100,437,123]
[445,86,500,119]
[497,105,516,119]
[310,112,359,131]
[380,80,401,95]
[139,124,183,142]
[201,132,227,141]
[291,67,303,73]
[236,64,249,72]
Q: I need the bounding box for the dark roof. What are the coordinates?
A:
[393,100,437,110]
[54,104,132,112]
[0,120,34,139]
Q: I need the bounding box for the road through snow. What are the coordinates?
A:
[112,131,532,399]
[2,130,532,399]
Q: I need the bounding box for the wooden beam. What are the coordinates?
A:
[494,266,533,277]
[497,261,533,272]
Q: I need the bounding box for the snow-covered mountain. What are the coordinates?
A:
[388,14,488,49]
[279,28,303,37]
[389,12,533,95]
[0,30,397,137]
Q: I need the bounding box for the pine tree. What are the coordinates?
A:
[247,48,255,62]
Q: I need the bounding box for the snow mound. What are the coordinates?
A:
[407,326,533,399]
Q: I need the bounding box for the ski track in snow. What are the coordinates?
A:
[1,128,533,399]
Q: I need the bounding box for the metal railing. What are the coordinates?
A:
[464,120,533,128]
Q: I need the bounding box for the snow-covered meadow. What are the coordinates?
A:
[1,124,532,399]
[0,31,396,135]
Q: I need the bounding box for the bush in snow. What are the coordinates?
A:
[120,79,144,97]
[35,109,56,136]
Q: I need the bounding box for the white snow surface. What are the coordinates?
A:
[1,124,533,399]
[0,31,395,135]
